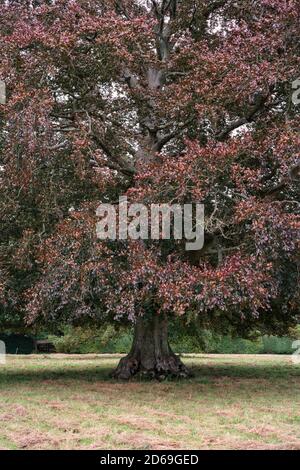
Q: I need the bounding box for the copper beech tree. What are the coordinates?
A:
[0,0,299,378]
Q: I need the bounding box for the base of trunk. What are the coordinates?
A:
[112,316,191,380]
[113,352,190,380]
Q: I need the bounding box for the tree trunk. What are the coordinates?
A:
[112,4,191,382]
[112,315,191,380]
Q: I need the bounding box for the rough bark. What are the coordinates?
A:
[112,316,191,380]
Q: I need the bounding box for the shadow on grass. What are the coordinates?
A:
[1,359,299,385]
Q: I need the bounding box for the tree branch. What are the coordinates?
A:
[156,118,193,150]
[217,92,270,141]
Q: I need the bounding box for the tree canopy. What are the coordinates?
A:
[0,1,299,357]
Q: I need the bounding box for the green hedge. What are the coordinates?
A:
[48,325,300,355]
[48,326,133,354]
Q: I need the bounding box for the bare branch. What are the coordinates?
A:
[156,118,193,150]
[217,93,270,141]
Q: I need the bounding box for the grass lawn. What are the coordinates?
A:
[0,354,300,450]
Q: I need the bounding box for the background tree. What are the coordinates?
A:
[0,0,299,378]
